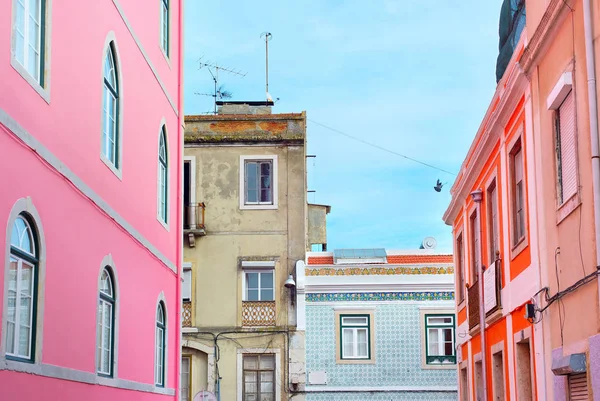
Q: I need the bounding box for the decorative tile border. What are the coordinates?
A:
[306,292,455,302]
[305,266,454,276]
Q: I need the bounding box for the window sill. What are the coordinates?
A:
[100,154,123,180]
[422,363,457,370]
[556,192,581,225]
[336,358,376,365]
[11,56,51,104]
[160,45,171,69]
[510,235,528,261]
[240,203,278,210]
[157,215,170,231]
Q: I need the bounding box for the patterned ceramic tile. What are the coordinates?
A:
[306,292,455,302]
[305,304,457,391]
[305,266,455,276]
[306,392,457,401]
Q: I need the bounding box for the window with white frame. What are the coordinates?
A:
[424,314,456,365]
[182,265,192,302]
[6,214,39,361]
[340,315,371,360]
[240,156,278,209]
[160,0,169,56]
[158,127,168,223]
[97,267,115,376]
[243,354,275,401]
[555,90,578,205]
[155,302,166,386]
[102,42,120,169]
[12,0,46,85]
[244,271,274,301]
[510,140,525,245]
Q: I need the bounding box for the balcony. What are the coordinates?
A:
[184,203,205,247]
[242,301,276,327]
[468,281,480,330]
[182,301,192,327]
[468,260,503,332]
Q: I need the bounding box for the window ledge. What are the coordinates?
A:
[160,45,171,69]
[510,235,528,261]
[556,192,581,225]
[336,358,376,365]
[157,215,170,231]
[100,154,123,180]
[240,204,278,210]
[422,363,457,370]
[11,55,51,104]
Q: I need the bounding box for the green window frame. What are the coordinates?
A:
[424,314,456,365]
[339,314,371,360]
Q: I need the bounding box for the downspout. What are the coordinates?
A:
[583,0,600,295]
[176,0,184,400]
[472,189,487,401]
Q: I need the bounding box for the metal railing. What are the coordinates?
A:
[468,281,480,330]
[184,203,205,230]
[242,301,276,327]
[182,301,192,327]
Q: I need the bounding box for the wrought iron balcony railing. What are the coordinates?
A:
[184,203,205,231]
[242,301,276,327]
[182,301,192,327]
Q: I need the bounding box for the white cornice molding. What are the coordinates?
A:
[305,283,455,294]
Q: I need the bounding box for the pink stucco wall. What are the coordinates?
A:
[0,0,183,399]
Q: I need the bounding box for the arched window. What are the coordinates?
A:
[155,302,166,386]
[160,0,169,56]
[6,214,39,361]
[97,267,115,376]
[158,127,168,223]
[102,43,119,169]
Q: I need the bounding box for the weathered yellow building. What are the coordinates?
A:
[181,102,309,401]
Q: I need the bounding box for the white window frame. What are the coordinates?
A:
[97,267,115,376]
[157,124,169,228]
[10,0,52,103]
[182,263,192,301]
[154,302,166,387]
[242,269,275,301]
[239,155,278,210]
[340,315,370,360]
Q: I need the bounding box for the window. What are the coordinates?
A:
[240,156,278,209]
[555,90,578,204]
[424,314,455,365]
[160,0,169,56]
[102,43,120,170]
[181,356,191,401]
[155,302,166,386]
[242,354,275,401]
[510,140,526,245]
[182,265,192,301]
[244,271,274,301]
[516,339,533,401]
[456,233,465,302]
[6,214,39,361]
[12,0,46,85]
[460,365,469,401]
[492,349,506,400]
[97,267,115,376]
[470,210,480,282]
[158,127,168,224]
[568,373,589,400]
[487,179,499,263]
[340,315,370,360]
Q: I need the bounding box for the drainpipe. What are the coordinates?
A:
[471,189,487,401]
[583,0,600,304]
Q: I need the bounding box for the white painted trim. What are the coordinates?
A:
[181,327,198,334]
[1,197,46,363]
[100,32,124,180]
[110,0,178,115]
[303,385,458,392]
[183,261,192,269]
[547,72,573,110]
[236,348,281,401]
[507,264,538,311]
[241,260,276,268]
[0,108,177,273]
[156,120,170,231]
[295,260,306,330]
[239,155,279,210]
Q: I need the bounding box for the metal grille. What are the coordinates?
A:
[242,301,276,327]
[182,301,192,327]
[468,281,480,330]
[568,373,588,400]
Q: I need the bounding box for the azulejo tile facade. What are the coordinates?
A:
[305,291,455,302]
[305,266,455,276]
[306,393,457,401]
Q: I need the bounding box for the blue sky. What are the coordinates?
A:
[183,1,503,253]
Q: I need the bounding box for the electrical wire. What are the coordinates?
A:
[308,119,457,176]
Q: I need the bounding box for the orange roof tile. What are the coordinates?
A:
[307,256,334,265]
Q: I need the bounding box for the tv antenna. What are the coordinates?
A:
[260,32,273,102]
[196,59,246,114]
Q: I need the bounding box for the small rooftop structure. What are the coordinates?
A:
[333,248,387,264]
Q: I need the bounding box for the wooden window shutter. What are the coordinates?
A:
[568,373,588,400]
[558,91,577,202]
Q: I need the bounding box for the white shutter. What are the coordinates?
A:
[568,373,588,400]
[559,91,578,202]
[182,268,192,301]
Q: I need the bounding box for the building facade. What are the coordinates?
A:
[182,102,308,401]
[301,243,457,400]
[0,0,183,400]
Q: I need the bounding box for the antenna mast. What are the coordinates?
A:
[197,60,246,114]
[260,32,272,102]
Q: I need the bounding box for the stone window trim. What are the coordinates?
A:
[454,227,466,307]
[1,197,46,365]
[514,326,536,401]
[10,0,53,103]
[159,0,170,61]
[236,348,281,401]
[485,171,500,266]
[507,130,529,260]
[334,309,375,365]
[157,120,170,230]
[95,254,120,379]
[239,155,278,210]
[490,340,508,401]
[154,293,168,388]
[419,309,456,370]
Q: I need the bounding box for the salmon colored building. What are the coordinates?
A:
[0,0,183,400]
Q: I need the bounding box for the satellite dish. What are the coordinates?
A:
[193,391,217,401]
[421,237,437,250]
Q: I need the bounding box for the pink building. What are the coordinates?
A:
[0,0,183,400]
